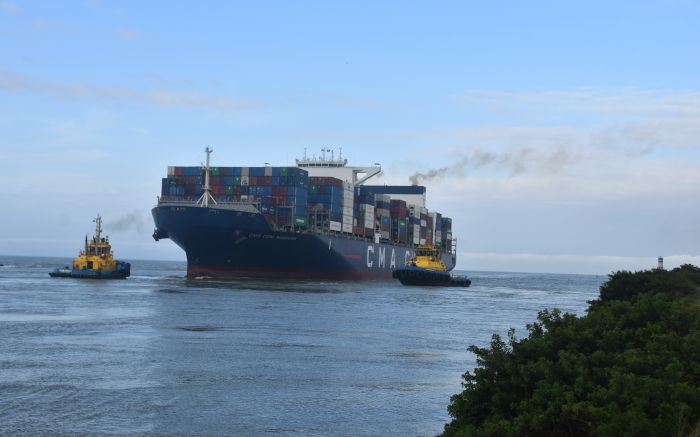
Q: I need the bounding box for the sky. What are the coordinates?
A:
[1,0,699,274]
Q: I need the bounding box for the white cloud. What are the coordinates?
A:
[0,70,256,110]
[451,88,700,117]
[116,27,144,42]
[458,252,700,275]
[0,2,18,14]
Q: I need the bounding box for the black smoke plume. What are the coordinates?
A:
[106,210,147,233]
[408,148,572,185]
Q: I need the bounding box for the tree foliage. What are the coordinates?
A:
[441,265,700,437]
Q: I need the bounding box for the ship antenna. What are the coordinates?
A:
[197,146,218,207]
[94,214,102,242]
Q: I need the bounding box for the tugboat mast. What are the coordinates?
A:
[197,146,217,207]
[93,214,102,242]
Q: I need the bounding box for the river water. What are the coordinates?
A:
[0,256,604,436]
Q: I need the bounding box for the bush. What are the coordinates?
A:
[441,265,700,437]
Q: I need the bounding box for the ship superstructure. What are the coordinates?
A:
[152,148,456,280]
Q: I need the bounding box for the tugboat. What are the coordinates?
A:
[49,215,130,279]
[392,245,471,287]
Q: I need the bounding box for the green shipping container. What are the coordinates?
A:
[294,217,308,227]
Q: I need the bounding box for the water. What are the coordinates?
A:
[0,256,605,436]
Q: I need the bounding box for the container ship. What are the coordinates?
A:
[152,148,457,280]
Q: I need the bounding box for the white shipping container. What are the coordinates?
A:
[241,176,249,186]
[381,231,390,240]
[241,167,249,176]
[359,204,375,213]
[167,166,175,176]
[342,223,353,234]
[342,215,353,225]
[446,232,452,239]
[413,233,420,244]
[264,166,272,177]
[420,238,426,245]
[435,230,442,241]
[329,221,342,232]
[358,219,371,229]
[420,219,427,227]
[342,206,354,216]
[413,224,420,236]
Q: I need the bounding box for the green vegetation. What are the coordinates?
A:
[441,265,700,437]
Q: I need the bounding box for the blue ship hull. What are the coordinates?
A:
[392,265,471,287]
[152,204,456,280]
[49,263,130,279]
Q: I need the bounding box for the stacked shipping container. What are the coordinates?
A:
[354,186,375,237]
[162,166,309,228]
[390,199,408,244]
[162,167,452,252]
[374,194,391,241]
[441,217,453,251]
[309,177,343,231]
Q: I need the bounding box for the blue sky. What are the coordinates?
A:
[1,1,699,273]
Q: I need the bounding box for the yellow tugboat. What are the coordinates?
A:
[392,244,470,286]
[49,215,131,279]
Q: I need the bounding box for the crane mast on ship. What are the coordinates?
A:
[197,146,217,207]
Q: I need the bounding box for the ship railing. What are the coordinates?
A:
[157,197,262,212]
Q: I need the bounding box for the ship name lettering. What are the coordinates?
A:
[404,251,411,264]
[390,249,396,269]
[378,247,386,269]
[366,245,374,268]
